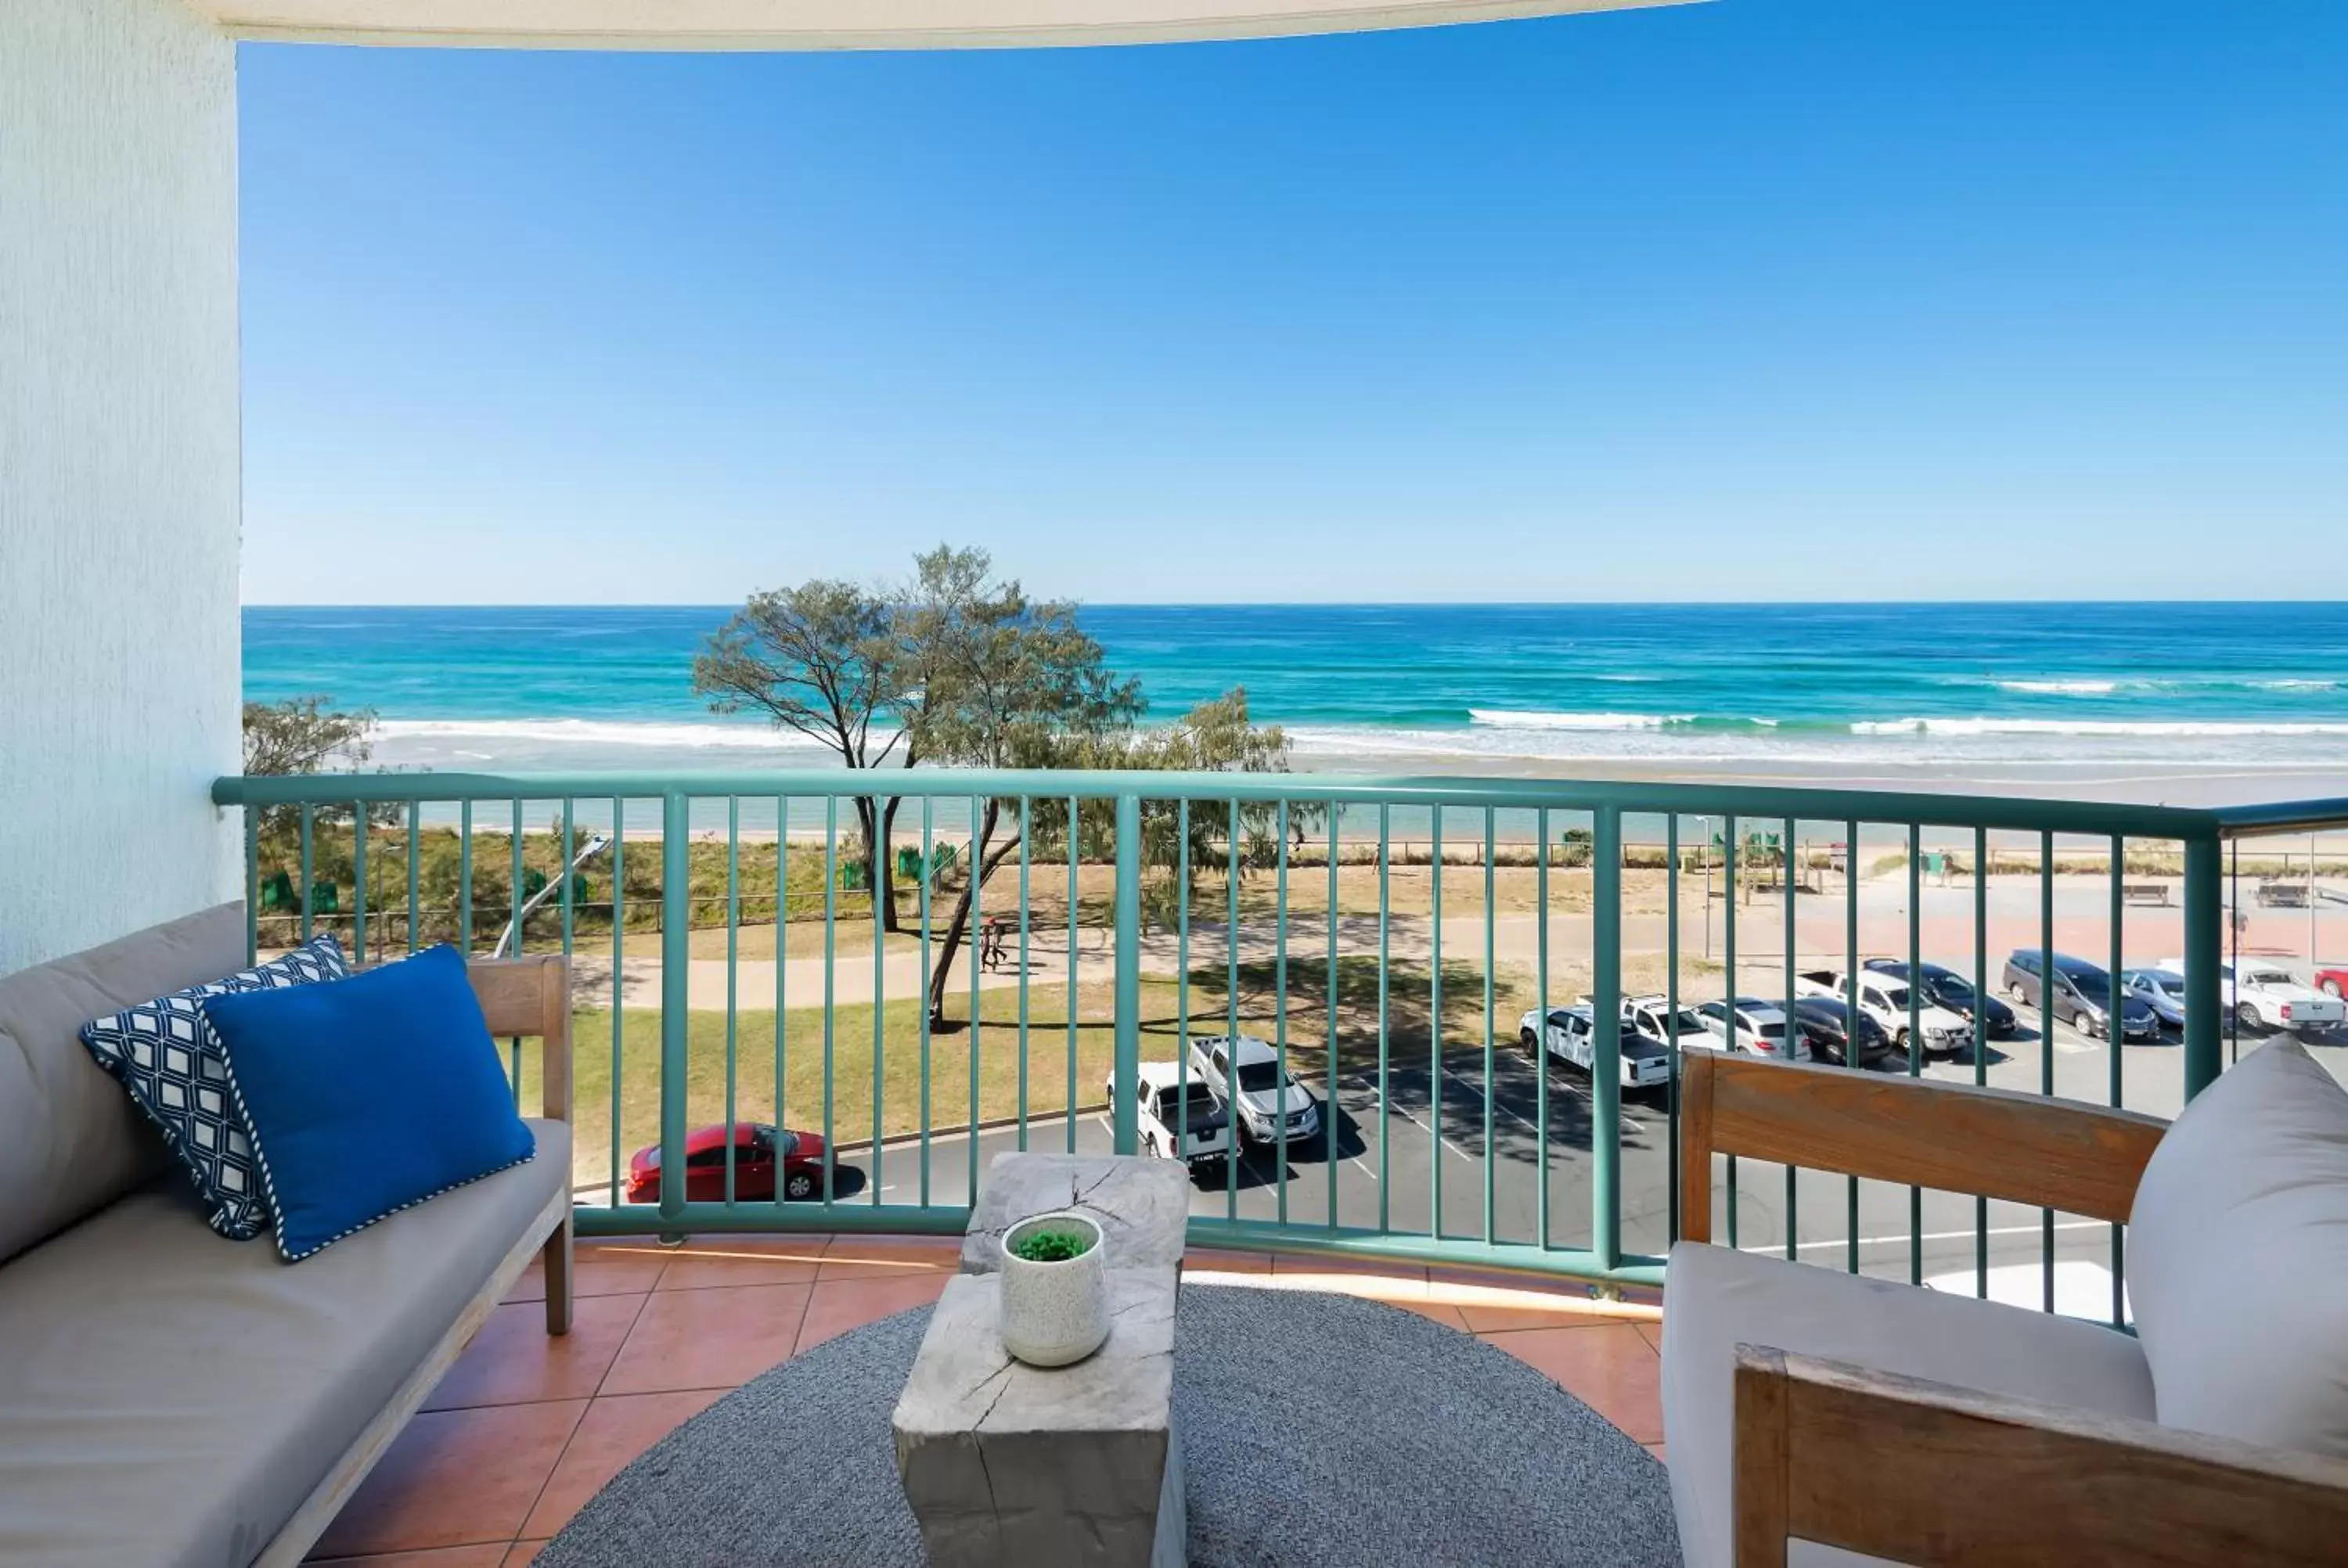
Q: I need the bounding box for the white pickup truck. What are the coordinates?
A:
[1104,1061,1238,1171]
[2154,958,2348,1034]
[1797,968,1974,1055]
[1516,1004,1673,1091]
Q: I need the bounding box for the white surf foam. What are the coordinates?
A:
[1468,709,1696,730]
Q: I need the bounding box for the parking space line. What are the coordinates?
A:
[1343,1073,1479,1164]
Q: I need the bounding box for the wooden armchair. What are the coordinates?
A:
[1676,1046,2348,1566]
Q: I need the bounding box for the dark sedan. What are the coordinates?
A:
[1863,958,2017,1038]
[1792,996,1899,1068]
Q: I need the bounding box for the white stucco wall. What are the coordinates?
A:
[0,0,241,976]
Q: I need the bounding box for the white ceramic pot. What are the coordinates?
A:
[998,1210,1109,1368]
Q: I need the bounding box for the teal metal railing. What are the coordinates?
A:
[213,768,2346,1304]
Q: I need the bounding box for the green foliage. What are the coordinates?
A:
[240,695,391,882]
[1009,1228,1093,1263]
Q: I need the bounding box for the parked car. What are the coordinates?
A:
[2153,958,2348,1034]
[1790,995,1898,1068]
[1516,1003,1671,1091]
[1620,995,1716,1057]
[2317,966,2348,1000]
[1104,1061,1235,1171]
[626,1122,830,1204]
[1861,958,2017,1038]
[1188,1034,1320,1145]
[1692,998,1812,1061]
[1797,967,1972,1055]
[2001,950,2159,1041]
[2120,968,2188,1032]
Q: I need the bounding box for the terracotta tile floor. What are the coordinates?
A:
[308,1235,1665,1565]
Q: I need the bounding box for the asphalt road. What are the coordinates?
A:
[834,1012,2347,1313]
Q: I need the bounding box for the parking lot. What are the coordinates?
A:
[844,1009,2346,1310]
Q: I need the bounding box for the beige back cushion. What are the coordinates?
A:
[2128,1038,2348,1456]
[0,902,247,1264]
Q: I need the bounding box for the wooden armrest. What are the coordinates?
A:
[466,956,572,1124]
[1733,1344,2348,1566]
[1677,1046,2165,1242]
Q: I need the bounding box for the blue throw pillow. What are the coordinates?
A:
[79,935,351,1240]
[200,944,536,1262]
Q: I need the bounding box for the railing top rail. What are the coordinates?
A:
[2210,797,2348,840]
[212,768,2227,837]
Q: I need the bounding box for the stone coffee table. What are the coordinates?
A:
[892,1153,1191,1568]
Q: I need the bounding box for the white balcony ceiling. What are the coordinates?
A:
[189,0,1688,49]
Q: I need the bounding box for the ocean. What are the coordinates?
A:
[243,602,2348,777]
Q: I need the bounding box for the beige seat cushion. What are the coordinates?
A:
[2129,1038,2348,1456]
[0,1120,567,1568]
[1661,1239,2154,1568]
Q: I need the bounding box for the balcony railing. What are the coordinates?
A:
[211,768,2346,1309]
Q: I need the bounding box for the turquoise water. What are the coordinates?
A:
[243,603,2348,770]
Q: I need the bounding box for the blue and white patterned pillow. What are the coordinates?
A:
[79,936,351,1240]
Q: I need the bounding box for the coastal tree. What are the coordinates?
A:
[240,694,381,845]
[906,551,1142,1023]
[693,577,917,929]
[915,605,1301,1029]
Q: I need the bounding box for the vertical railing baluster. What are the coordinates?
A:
[1430,805,1444,1240]
[1784,814,1798,1262]
[406,800,420,956]
[1540,807,1554,1250]
[970,795,984,1201]
[1975,824,1988,1296]
[1377,802,1392,1236]
[1275,798,1291,1226]
[1662,812,1676,1246]
[243,806,259,964]
[2109,830,2125,1327]
[457,800,472,956]
[1018,797,1031,1152]
[352,797,368,966]
[510,798,525,1106]
[2182,833,2223,1098]
[1226,799,1241,1223]
[724,799,739,1207]
[609,800,624,1208]
[1723,812,1738,1250]
[1067,796,1079,1156]
[872,795,886,1209]
[789,789,798,1221]
[1591,803,1622,1271]
[658,791,690,1229]
[920,798,934,1209]
[299,803,315,944]
[1907,823,1923,1286]
[510,797,524,954]
[823,798,837,1208]
[1482,807,1496,1246]
[1846,817,1861,1275]
[1177,800,1191,1190]
[1113,792,1142,1158]
[1328,804,1341,1231]
[2040,828,2056,1311]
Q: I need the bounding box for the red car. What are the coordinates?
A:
[2318,966,2348,1001]
[626,1122,828,1204]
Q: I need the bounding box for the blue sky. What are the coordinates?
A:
[239,0,2347,605]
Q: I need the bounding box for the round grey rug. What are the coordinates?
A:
[538,1283,1680,1567]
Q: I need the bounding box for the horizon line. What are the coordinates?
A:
[241,597,2348,610]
